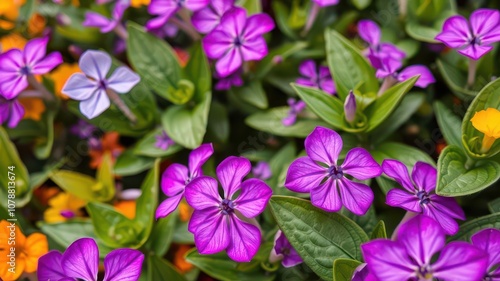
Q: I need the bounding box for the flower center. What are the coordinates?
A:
[469,35,481,46]
[19,66,31,76]
[60,210,75,219]
[98,80,108,90]
[234,37,244,47]
[416,190,431,205]
[219,199,235,215]
[328,165,343,179]
[416,265,433,280]
[176,0,185,7]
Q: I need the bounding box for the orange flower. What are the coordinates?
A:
[131,0,150,8]
[114,200,137,219]
[49,63,81,99]
[471,108,500,153]
[174,48,190,67]
[33,186,60,206]
[27,13,46,37]
[172,245,194,273]
[179,201,193,222]
[89,132,124,169]
[0,220,48,280]
[19,98,46,121]
[0,0,25,30]
[0,33,27,51]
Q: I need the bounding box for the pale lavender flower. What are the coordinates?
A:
[285,126,382,215]
[296,60,336,95]
[270,230,303,268]
[375,57,436,88]
[252,161,272,180]
[0,97,24,128]
[471,228,500,280]
[146,0,209,30]
[282,98,306,127]
[37,238,144,281]
[203,7,275,77]
[192,0,234,34]
[83,0,129,33]
[185,156,272,262]
[70,119,97,139]
[362,215,489,281]
[155,130,175,150]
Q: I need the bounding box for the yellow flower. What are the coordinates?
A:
[0,0,25,30]
[19,98,46,121]
[114,200,137,219]
[0,33,27,51]
[0,220,48,280]
[49,63,81,99]
[43,192,86,223]
[470,108,500,153]
[131,0,150,8]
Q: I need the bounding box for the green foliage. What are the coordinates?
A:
[333,259,362,281]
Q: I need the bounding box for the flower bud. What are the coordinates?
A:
[344,90,357,123]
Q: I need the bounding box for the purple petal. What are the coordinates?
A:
[319,78,335,95]
[386,189,421,213]
[338,178,374,215]
[146,14,172,31]
[61,238,99,281]
[458,44,492,60]
[79,50,112,81]
[233,178,272,218]
[23,37,49,65]
[429,194,465,220]
[423,204,460,236]
[298,60,317,79]
[397,215,444,266]
[471,228,500,270]
[341,148,382,180]
[0,74,28,99]
[102,249,144,281]
[107,66,141,93]
[243,13,274,39]
[37,251,66,281]
[219,7,247,38]
[216,47,242,77]
[305,126,343,166]
[216,156,251,199]
[8,99,25,128]
[281,114,297,126]
[193,211,230,254]
[79,89,110,119]
[226,216,261,262]
[202,30,232,59]
[62,73,98,101]
[155,192,184,219]
[284,156,327,193]
[161,163,189,196]
[241,36,268,61]
[397,65,435,88]
[185,176,221,210]
[310,179,342,212]
[358,20,380,46]
[435,15,470,48]
[295,78,316,88]
[0,102,9,125]
[188,208,216,233]
[433,242,489,281]
[312,0,340,7]
[470,9,500,43]
[83,12,116,33]
[282,252,303,268]
[148,0,178,15]
[382,159,415,192]
[409,161,437,192]
[184,0,210,11]
[192,6,222,34]
[0,49,23,72]
[31,52,63,74]
[375,57,402,79]
[188,143,214,177]
[361,240,415,281]
[379,43,407,61]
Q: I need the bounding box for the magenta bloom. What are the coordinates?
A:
[156,143,213,219]
[312,0,339,7]
[146,0,209,30]
[471,228,500,280]
[192,0,234,34]
[271,230,303,268]
[83,0,129,33]
[70,119,97,139]
[362,215,488,281]
[0,37,62,99]
[185,156,272,262]
[37,238,144,281]
[0,97,24,128]
[296,60,335,95]
[282,98,306,126]
[285,126,382,215]
[252,161,272,180]
[214,69,243,90]
[203,7,275,77]
[155,130,175,150]
[375,57,436,88]
[62,50,140,119]
[435,9,500,60]
[358,20,406,65]
[382,160,465,235]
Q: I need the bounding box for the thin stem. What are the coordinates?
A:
[391,211,418,240]
[27,75,54,101]
[398,0,407,19]
[114,23,128,40]
[170,17,201,41]
[464,157,477,170]
[467,58,478,89]
[301,3,320,37]
[105,88,137,124]
[377,76,397,97]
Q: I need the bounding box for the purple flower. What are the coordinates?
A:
[0,37,63,99]
[0,97,24,128]
[192,0,234,34]
[155,130,175,150]
[270,230,303,268]
[351,263,378,281]
[344,90,356,123]
[203,7,275,77]
[37,237,144,281]
[376,57,436,88]
[282,98,306,127]
[362,215,489,281]
[215,69,243,90]
[185,156,272,262]
[296,60,336,95]
[156,143,213,219]
[146,0,209,30]
[435,9,500,60]
[358,20,406,66]
[252,161,272,180]
[312,0,339,7]
[62,50,140,119]
[83,0,129,33]
[471,228,500,280]
[285,126,382,215]
[148,22,179,38]
[70,119,97,139]
[382,160,465,235]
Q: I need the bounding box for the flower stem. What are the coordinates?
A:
[467,58,477,89]
[114,23,128,40]
[377,76,397,97]
[105,89,137,124]
[398,0,407,18]
[170,13,200,41]
[27,74,54,101]
[464,157,476,170]
[480,135,496,154]
[391,211,417,240]
[301,3,320,37]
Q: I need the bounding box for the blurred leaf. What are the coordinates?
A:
[231,81,268,109]
[207,101,230,143]
[50,169,114,202]
[96,153,116,202]
[434,101,463,148]
[436,59,477,97]
[55,6,102,43]
[254,42,308,78]
[370,221,387,239]
[350,0,371,9]
[449,213,500,242]
[272,1,299,39]
[114,150,155,176]
[144,211,177,256]
[488,198,500,213]
[147,255,187,281]
[183,42,211,102]
[134,127,183,158]
[333,258,362,281]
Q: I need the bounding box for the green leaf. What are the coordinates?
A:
[269,196,368,280]
[434,101,463,148]
[0,127,30,209]
[350,0,371,9]
[268,142,297,192]
[127,22,181,101]
[436,59,476,97]
[207,101,230,143]
[230,81,268,109]
[325,29,378,99]
[449,213,500,242]
[372,142,435,168]
[147,255,187,281]
[436,145,500,196]
[254,42,308,78]
[365,76,418,132]
[370,221,387,239]
[183,42,211,102]
[96,153,116,202]
[272,1,299,40]
[237,0,262,14]
[49,170,101,202]
[114,150,155,176]
[54,6,102,43]
[488,198,500,213]
[341,206,377,235]
[134,127,183,158]
[333,258,362,281]
[33,100,57,160]
[144,211,177,256]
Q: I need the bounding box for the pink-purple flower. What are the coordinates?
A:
[358,20,406,67]
[471,228,500,280]
[215,69,243,90]
[184,156,272,262]
[285,126,382,215]
[382,160,465,235]
[0,37,62,99]
[270,230,303,268]
[435,9,500,60]
[252,161,272,180]
[375,57,436,88]
[146,0,209,30]
[83,0,129,33]
[70,119,97,139]
[156,143,213,219]
[312,0,339,7]
[296,60,336,95]
[155,130,175,150]
[37,237,144,281]
[282,98,306,127]
[191,0,234,34]
[362,215,488,281]
[203,7,275,77]
[0,97,24,128]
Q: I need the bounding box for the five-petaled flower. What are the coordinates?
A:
[382,160,465,235]
[185,156,273,262]
[296,60,336,95]
[285,126,382,215]
[362,215,488,281]
[435,9,500,60]
[375,56,436,88]
[146,0,209,30]
[37,237,144,281]
[156,143,214,219]
[191,0,234,34]
[203,7,275,77]
[155,130,175,150]
[470,228,500,280]
[83,0,129,33]
[270,230,303,268]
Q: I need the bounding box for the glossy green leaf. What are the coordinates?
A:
[333,258,362,281]
[372,142,435,168]
[272,1,299,40]
[488,198,500,213]
[370,221,387,239]
[114,150,155,176]
[254,42,308,78]
[434,101,463,148]
[436,145,500,196]
[96,153,116,202]
[341,206,377,235]
[183,42,211,102]
[230,81,268,109]
[49,170,101,202]
[436,59,476,97]
[144,211,177,256]
[269,196,368,280]
[449,213,500,242]
[134,127,183,158]
[147,255,187,281]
